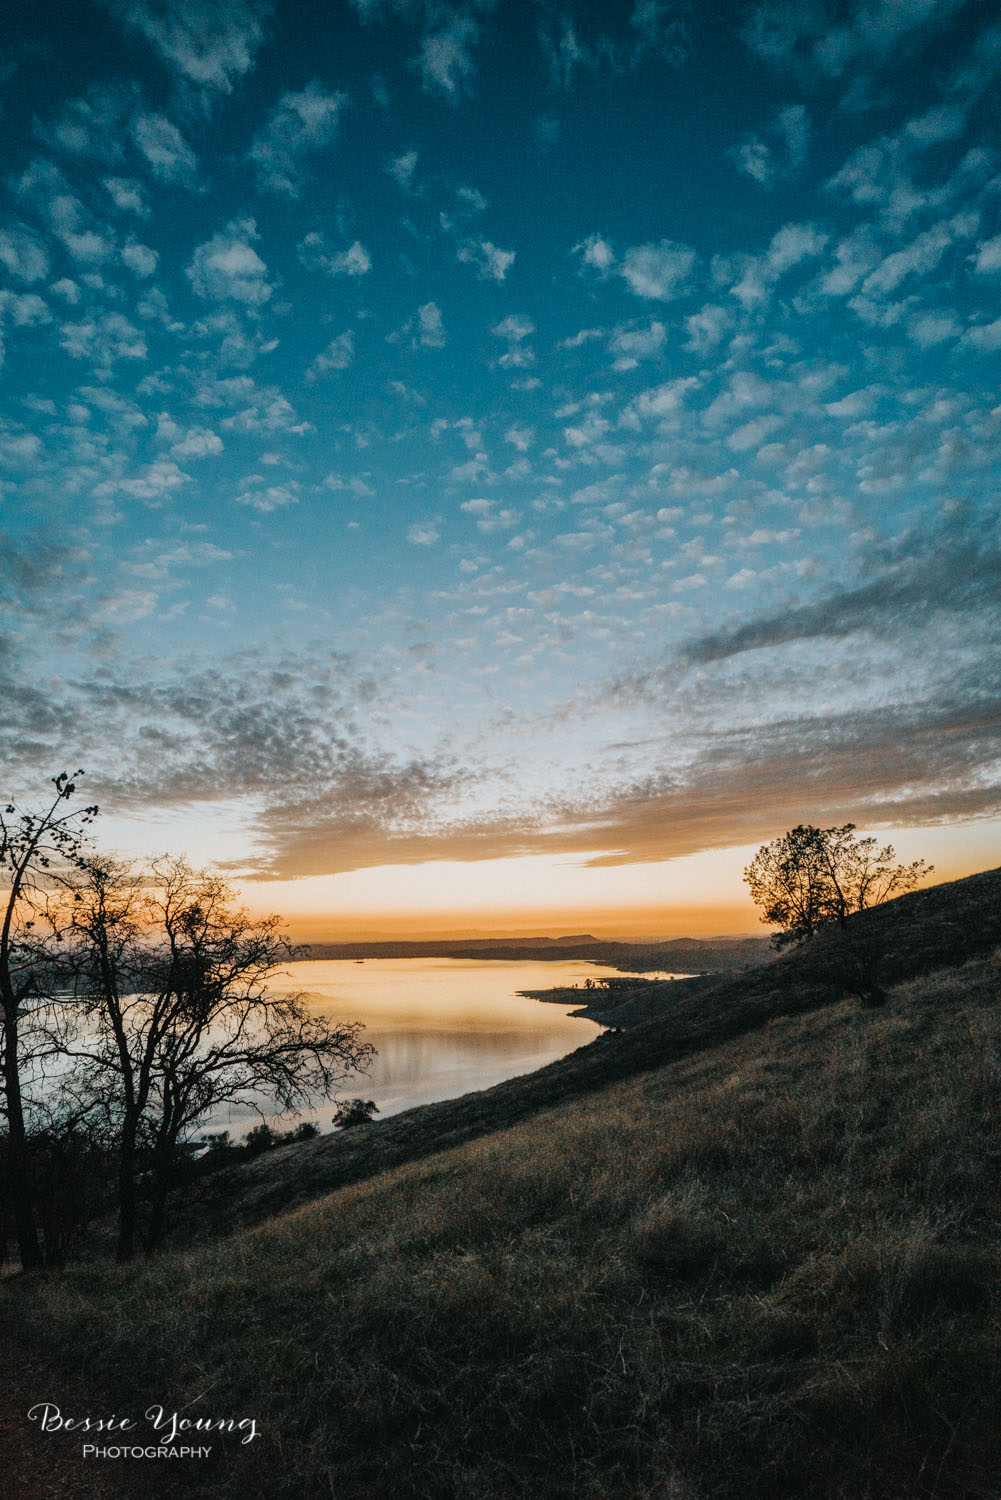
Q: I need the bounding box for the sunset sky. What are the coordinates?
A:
[3,0,999,938]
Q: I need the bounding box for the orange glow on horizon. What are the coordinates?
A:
[276,903,764,943]
[234,820,998,944]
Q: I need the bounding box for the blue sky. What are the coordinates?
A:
[2,0,1000,933]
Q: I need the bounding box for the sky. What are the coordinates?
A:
[2,0,1000,938]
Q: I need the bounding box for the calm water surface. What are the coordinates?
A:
[213,958,675,1133]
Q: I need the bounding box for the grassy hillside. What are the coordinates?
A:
[160,866,1001,1243]
[2,873,1000,1499]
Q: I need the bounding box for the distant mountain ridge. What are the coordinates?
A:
[304,934,772,971]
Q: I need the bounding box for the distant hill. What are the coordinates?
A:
[305,934,772,971]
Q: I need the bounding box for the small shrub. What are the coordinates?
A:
[244,1123,278,1154]
[333,1098,379,1129]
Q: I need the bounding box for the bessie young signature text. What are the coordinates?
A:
[27,1402,260,1444]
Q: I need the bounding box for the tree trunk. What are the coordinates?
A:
[143,1142,174,1254]
[1,1012,42,1270]
[116,1116,139,1262]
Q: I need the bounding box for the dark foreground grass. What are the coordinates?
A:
[3,951,1000,1500]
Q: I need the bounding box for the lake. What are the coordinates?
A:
[208,957,678,1135]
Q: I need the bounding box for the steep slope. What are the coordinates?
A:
[163,866,1001,1243]
[3,943,999,1500]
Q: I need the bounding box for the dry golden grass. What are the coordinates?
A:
[3,951,1000,1499]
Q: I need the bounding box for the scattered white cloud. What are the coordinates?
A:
[608,320,667,370]
[418,12,481,99]
[907,310,959,346]
[971,234,1001,274]
[407,519,441,544]
[297,233,372,277]
[235,482,300,512]
[574,233,615,275]
[685,304,732,352]
[121,238,158,277]
[862,213,975,296]
[50,278,81,304]
[0,225,49,282]
[491,313,535,367]
[249,83,346,195]
[460,498,518,531]
[34,83,135,161]
[729,102,810,186]
[103,177,149,216]
[742,0,970,78]
[187,219,273,304]
[388,148,419,191]
[103,0,271,94]
[962,317,1001,351]
[59,311,147,366]
[458,238,515,280]
[117,459,191,498]
[0,292,52,327]
[133,112,197,182]
[417,301,446,348]
[619,239,696,300]
[169,426,224,458]
[307,330,356,379]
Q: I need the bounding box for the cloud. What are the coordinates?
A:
[418,11,481,99]
[491,313,535,367]
[685,303,732,352]
[608,320,667,370]
[971,234,1001,274]
[249,83,346,195]
[34,82,135,161]
[297,233,372,277]
[307,330,356,379]
[388,148,420,191]
[540,1,691,87]
[962,317,1001,351]
[0,292,51,327]
[121,238,158,277]
[0,225,49,282]
[391,301,448,349]
[235,482,299,512]
[460,498,518,531]
[102,0,271,95]
[458,238,515,280]
[619,240,696,300]
[59,312,148,366]
[31,182,116,265]
[541,691,1001,870]
[133,112,197,182]
[407,520,441,545]
[168,426,224,459]
[574,233,616,275]
[729,102,810,186]
[116,459,191,499]
[103,177,150,216]
[417,301,446,347]
[194,376,310,435]
[679,522,1001,666]
[742,0,970,79]
[907,310,959,346]
[187,219,273,304]
[716,221,827,308]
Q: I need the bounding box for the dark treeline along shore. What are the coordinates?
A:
[307,935,771,971]
[2,865,1001,1500]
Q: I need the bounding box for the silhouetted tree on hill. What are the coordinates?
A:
[0,773,98,1269]
[744,824,932,951]
[62,856,375,1256]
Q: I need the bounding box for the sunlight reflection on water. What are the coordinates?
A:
[206,958,678,1134]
